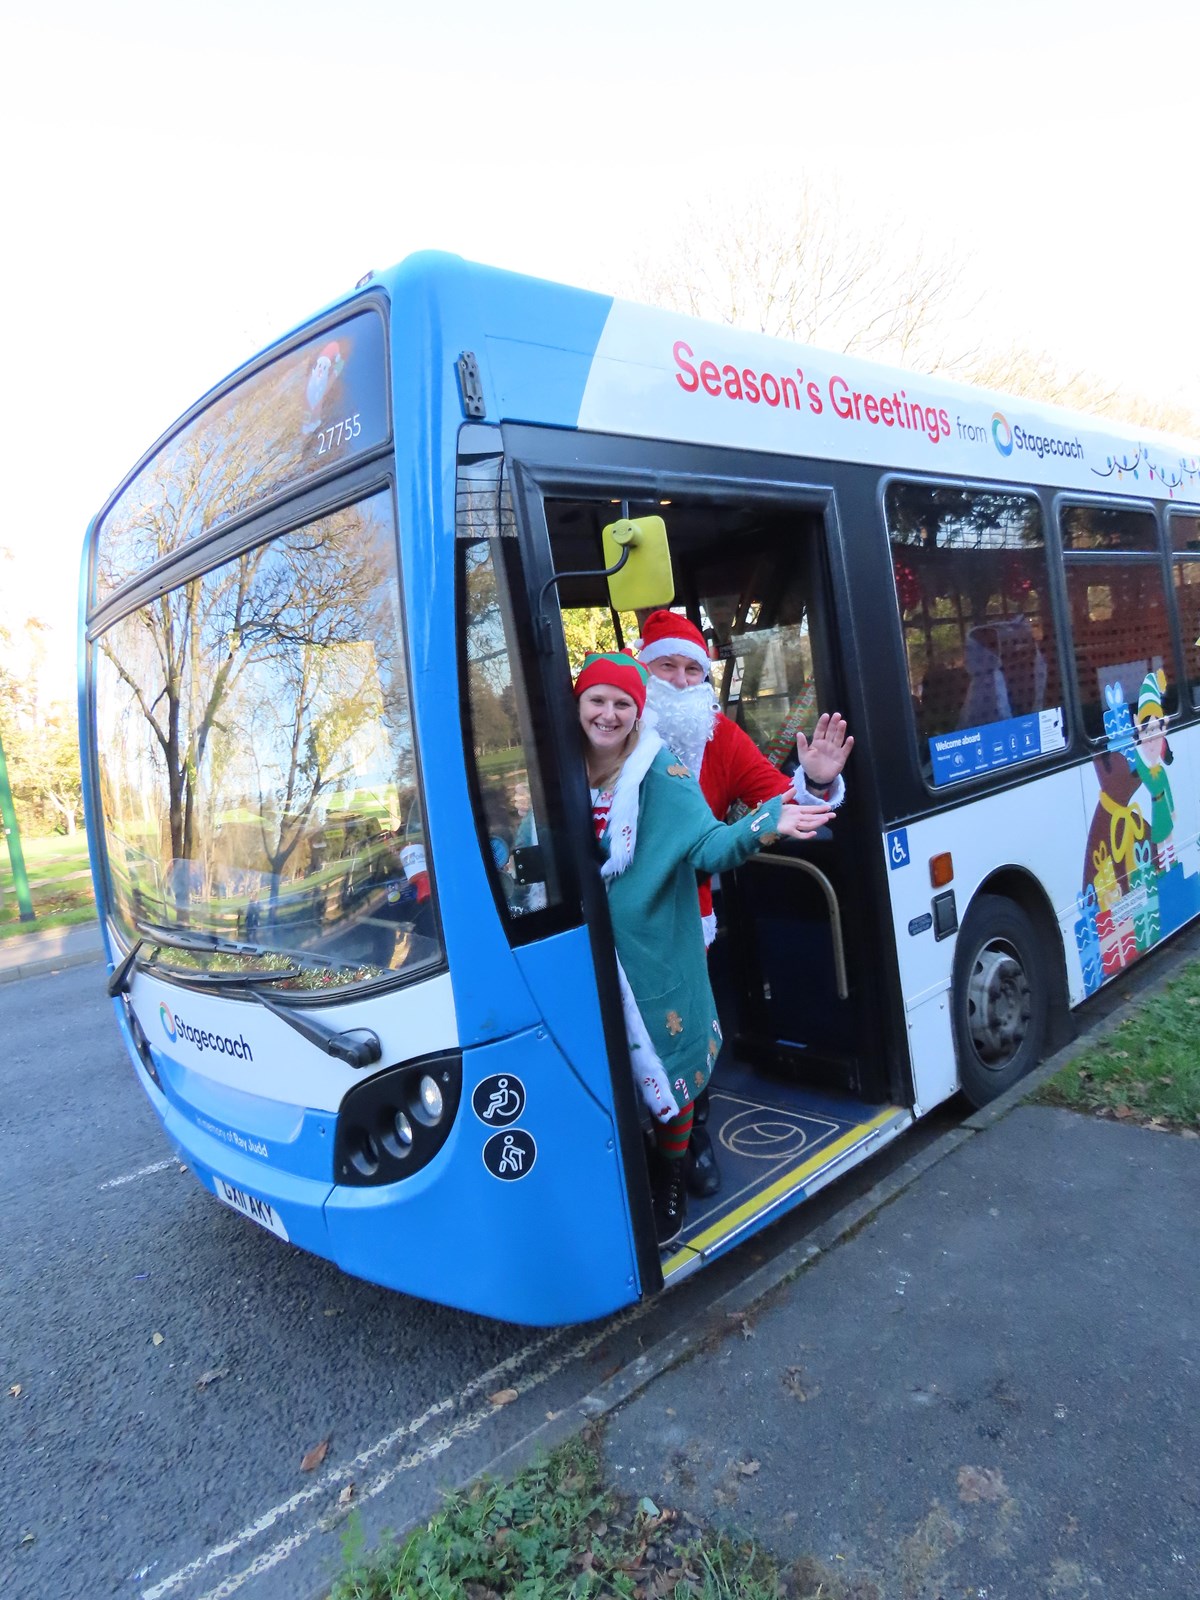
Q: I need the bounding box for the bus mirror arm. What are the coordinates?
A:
[251,988,383,1068]
[534,546,631,655]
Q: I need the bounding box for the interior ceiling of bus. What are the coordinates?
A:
[547,498,808,612]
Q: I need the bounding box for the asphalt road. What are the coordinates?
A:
[0,967,968,1600]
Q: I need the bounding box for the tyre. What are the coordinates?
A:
[951,893,1049,1108]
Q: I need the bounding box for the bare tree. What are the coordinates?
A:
[625,185,973,373]
[623,187,1200,439]
[957,342,1200,437]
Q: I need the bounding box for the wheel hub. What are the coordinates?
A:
[966,945,1031,1066]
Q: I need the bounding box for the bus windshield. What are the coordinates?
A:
[91,487,440,991]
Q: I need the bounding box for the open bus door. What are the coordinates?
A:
[517,452,911,1281]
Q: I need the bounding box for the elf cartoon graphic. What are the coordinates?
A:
[1131,668,1176,872]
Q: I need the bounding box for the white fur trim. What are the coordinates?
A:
[638,636,711,675]
[701,912,717,947]
[792,771,846,809]
[599,727,663,880]
[615,957,680,1122]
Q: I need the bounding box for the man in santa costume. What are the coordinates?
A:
[636,609,853,1197]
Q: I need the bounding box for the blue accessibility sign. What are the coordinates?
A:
[887,828,910,870]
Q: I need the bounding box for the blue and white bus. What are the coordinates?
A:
[81,252,1200,1324]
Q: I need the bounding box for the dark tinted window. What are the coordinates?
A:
[1060,504,1175,739]
[95,310,389,603]
[1169,512,1200,706]
[886,482,1065,786]
[1060,504,1158,552]
[457,445,564,931]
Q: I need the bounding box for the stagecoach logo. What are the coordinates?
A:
[159,1003,254,1061]
[991,411,1014,457]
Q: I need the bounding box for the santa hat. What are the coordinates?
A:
[573,651,648,716]
[1137,668,1167,723]
[635,610,712,677]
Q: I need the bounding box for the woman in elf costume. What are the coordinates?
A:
[574,652,834,1245]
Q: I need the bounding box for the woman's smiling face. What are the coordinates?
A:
[578,683,638,755]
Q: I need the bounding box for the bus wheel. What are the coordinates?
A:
[952,894,1048,1108]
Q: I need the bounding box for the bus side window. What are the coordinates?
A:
[886,482,1060,776]
[1060,504,1175,739]
[457,448,562,931]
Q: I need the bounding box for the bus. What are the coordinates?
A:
[80,252,1200,1325]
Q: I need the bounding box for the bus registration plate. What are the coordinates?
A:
[213,1176,290,1242]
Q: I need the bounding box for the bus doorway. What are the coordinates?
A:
[541,487,910,1277]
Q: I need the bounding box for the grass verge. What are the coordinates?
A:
[1,833,96,935]
[1035,958,1200,1132]
[330,1431,851,1600]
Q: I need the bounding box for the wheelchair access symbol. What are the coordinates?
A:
[887,828,910,870]
[471,1073,526,1127]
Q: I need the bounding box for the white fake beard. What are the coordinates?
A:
[645,676,717,777]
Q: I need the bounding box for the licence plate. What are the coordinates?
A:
[213,1176,290,1242]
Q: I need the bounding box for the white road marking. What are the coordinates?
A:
[141,1305,647,1600]
[99,1159,176,1190]
[181,1302,649,1600]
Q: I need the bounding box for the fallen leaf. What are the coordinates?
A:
[20,1532,35,1547]
[8,1384,21,1399]
[783,1366,820,1402]
[301,1437,330,1472]
[337,1484,355,1508]
[489,1388,518,1406]
[957,1465,1007,1503]
[736,1459,761,1476]
[1113,1105,1134,1120]
[195,1367,229,1391]
[151,1332,165,1347]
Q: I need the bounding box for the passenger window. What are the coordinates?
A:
[1060,505,1175,739]
[886,482,1064,786]
[1168,513,1200,708]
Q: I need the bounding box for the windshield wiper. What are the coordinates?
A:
[250,987,382,1069]
[135,920,221,953]
[107,938,146,998]
[130,919,381,1066]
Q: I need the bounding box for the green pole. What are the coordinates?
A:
[0,729,35,922]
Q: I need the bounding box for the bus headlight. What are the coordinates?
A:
[418,1075,444,1123]
[334,1050,462,1187]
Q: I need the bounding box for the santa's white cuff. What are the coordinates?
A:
[792,771,846,808]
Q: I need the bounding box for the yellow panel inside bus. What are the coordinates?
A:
[601,515,675,611]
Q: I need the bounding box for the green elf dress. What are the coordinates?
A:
[594,727,785,1123]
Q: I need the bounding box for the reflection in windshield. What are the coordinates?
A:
[94,309,388,603]
[93,490,439,990]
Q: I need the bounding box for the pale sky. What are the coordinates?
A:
[4,0,1198,696]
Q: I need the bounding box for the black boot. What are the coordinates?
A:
[650,1157,688,1247]
[684,1121,722,1198]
